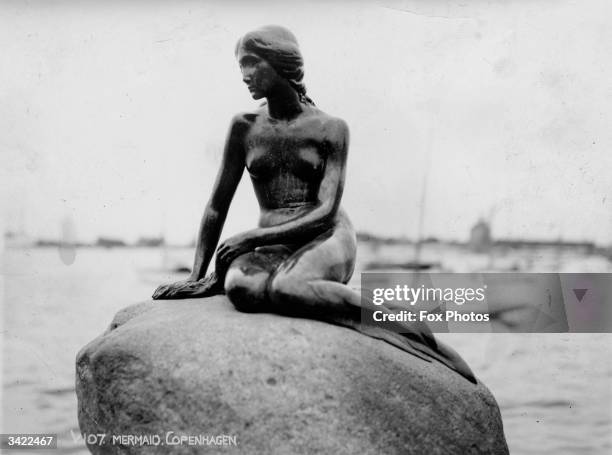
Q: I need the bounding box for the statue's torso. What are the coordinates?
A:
[242,111,337,228]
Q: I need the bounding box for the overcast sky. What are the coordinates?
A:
[1,0,611,245]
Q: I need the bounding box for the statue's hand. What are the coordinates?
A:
[152,272,224,300]
[216,235,255,270]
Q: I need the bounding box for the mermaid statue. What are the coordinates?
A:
[153,25,476,384]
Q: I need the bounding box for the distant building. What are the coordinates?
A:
[469,219,492,252]
[495,239,595,254]
[96,237,126,248]
[136,236,165,247]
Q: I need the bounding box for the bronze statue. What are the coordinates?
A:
[153,25,476,384]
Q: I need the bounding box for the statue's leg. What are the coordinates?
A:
[224,245,293,313]
[266,218,477,384]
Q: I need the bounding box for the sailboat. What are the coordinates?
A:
[366,108,441,272]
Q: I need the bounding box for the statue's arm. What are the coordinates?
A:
[216,118,348,267]
[190,115,247,279]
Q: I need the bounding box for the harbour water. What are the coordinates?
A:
[1,247,611,454]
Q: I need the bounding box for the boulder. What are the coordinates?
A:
[76,296,509,454]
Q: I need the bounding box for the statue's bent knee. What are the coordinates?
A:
[225,270,268,313]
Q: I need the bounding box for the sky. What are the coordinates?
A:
[1,0,611,245]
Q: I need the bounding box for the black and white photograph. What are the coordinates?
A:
[1,1,611,454]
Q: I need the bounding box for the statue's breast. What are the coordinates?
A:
[245,137,325,182]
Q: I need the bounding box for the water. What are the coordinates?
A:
[1,247,611,454]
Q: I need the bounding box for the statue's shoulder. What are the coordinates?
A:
[231,110,263,128]
[305,108,348,133]
[227,111,264,143]
[309,109,349,142]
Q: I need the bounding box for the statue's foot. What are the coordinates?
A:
[152,272,225,300]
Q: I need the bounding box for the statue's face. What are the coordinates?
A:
[237,48,281,100]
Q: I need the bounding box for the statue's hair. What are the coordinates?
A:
[235,25,315,106]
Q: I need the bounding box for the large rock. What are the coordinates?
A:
[76,297,509,454]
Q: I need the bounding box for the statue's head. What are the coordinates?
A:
[235,25,313,104]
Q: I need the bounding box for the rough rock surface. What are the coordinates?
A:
[76,296,509,454]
